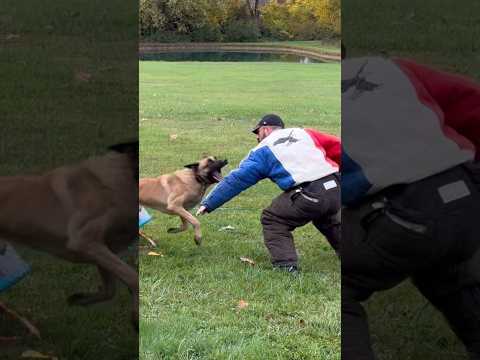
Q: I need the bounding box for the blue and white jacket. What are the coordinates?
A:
[342,57,479,205]
[201,128,341,212]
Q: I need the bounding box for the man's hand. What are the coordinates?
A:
[196,205,208,216]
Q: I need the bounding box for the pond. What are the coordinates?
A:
[140,51,323,63]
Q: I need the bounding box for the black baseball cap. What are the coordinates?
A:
[252,114,285,134]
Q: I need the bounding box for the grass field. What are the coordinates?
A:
[139,60,340,359]
[343,1,480,359]
[1,1,138,359]
[342,0,480,78]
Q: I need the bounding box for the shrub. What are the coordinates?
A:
[191,24,223,42]
[139,0,166,37]
[223,19,261,42]
[145,31,192,43]
[261,0,340,40]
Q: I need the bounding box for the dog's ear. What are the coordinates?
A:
[108,141,139,180]
[184,162,199,170]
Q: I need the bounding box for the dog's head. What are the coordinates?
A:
[185,156,228,184]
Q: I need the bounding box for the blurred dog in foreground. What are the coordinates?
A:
[0,141,139,329]
[139,156,228,245]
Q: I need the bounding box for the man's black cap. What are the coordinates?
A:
[252,114,285,134]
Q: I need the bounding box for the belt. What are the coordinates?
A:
[294,172,340,190]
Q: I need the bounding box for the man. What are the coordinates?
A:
[341,44,480,359]
[196,114,341,273]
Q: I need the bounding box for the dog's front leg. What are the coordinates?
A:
[78,244,138,330]
[167,216,189,234]
[67,214,139,330]
[167,206,202,245]
[67,266,116,306]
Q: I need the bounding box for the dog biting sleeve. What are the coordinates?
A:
[201,148,270,212]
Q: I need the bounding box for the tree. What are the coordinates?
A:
[138,0,339,41]
[245,0,260,19]
[139,0,166,36]
[261,0,340,40]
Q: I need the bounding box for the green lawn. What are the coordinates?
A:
[1,1,137,359]
[139,61,340,359]
[342,0,480,79]
[343,1,479,359]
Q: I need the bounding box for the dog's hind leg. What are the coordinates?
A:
[167,216,189,234]
[67,266,116,306]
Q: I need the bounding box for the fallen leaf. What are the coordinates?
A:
[237,300,249,310]
[75,71,92,82]
[147,251,163,257]
[218,225,235,232]
[21,350,57,359]
[240,257,255,266]
[169,134,178,141]
[5,34,20,40]
[0,336,19,341]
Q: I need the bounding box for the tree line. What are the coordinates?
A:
[140,0,340,42]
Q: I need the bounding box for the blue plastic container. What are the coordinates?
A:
[139,206,152,228]
[0,244,31,293]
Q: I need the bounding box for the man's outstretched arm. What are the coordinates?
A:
[198,149,269,215]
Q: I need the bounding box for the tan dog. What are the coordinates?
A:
[139,156,228,245]
[0,141,139,329]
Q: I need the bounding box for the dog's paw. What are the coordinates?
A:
[68,293,90,306]
[67,293,101,306]
[194,235,202,246]
[167,227,181,234]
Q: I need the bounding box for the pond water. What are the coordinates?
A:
[140,51,323,63]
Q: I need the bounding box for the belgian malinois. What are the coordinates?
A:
[0,141,139,329]
[139,156,228,245]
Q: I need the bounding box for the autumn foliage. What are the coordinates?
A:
[139,0,340,41]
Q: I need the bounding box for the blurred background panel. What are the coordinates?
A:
[0,1,138,359]
[342,1,480,359]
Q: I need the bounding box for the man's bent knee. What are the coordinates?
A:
[261,208,275,226]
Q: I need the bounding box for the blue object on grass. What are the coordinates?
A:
[139,206,152,228]
[0,244,31,293]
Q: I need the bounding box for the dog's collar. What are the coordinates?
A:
[195,174,211,186]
